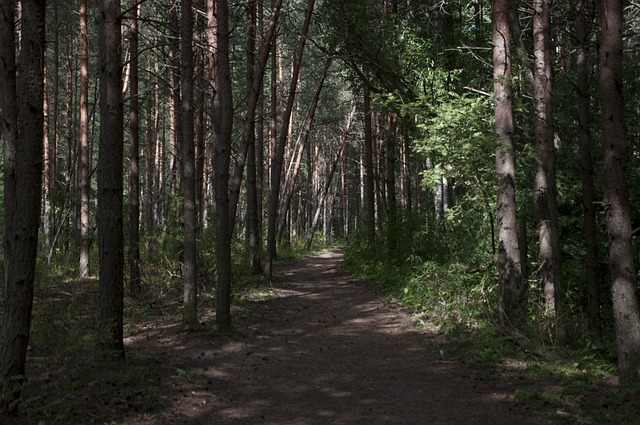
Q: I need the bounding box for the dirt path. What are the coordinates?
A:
[124,251,543,425]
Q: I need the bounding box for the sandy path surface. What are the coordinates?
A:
[134,251,543,424]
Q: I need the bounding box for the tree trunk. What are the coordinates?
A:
[256,0,265,249]
[43,48,50,254]
[306,103,357,250]
[533,0,566,345]
[97,0,125,359]
[64,33,75,250]
[1,0,18,297]
[181,0,198,326]
[195,62,207,230]
[492,0,524,324]
[277,58,331,240]
[363,85,376,250]
[385,113,398,253]
[79,0,91,278]
[0,0,45,412]
[229,0,283,232]
[146,48,159,235]
[265,0,316,277]
[126,0,141,295]
[245,0,261,272]
[168,4,182,200]
[128,0,140,294]
[46,3,60,253]
[209,0,234,330]
[598,0,640,381]
[575,0,600,342]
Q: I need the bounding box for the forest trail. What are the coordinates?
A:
[123,250,543,425]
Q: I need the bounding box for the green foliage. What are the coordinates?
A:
[344,215,496,334]
[416,93,494,191]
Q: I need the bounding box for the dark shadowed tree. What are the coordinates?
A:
[128,0,141,295]
[0,0,46,413]
[181,0,198,326]
[575,0,600,341]
[598,0,640,380]
[209,0,234,330]
[97,0,125,359]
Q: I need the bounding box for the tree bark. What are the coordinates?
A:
[181,0,198,326]
[128,0,141,296]
[575,0,600,342]
[168,3,182,199]
[305,103,356,250]
[265,0,316,277]
[209,0,234,330]
[532,0,566,345]
[97,0,125,359]
[363,85,376,250]
[79,0,91,278]
[598,0,640,381]
[245,0,261,272]
[229,0,283,232]
[0,0,18,295]
[492,0,524,324]
[146,47,159,235]
[277,58,332,240]
[385,113,398,252]
[0,0,45,412]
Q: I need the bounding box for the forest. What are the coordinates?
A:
[2,0,640,422]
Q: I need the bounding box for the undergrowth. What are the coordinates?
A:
[342,227,636,425]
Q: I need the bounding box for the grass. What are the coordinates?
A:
[342,242,640,425]
[13,235,324,423]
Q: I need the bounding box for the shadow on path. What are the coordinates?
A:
[132,251,544,425]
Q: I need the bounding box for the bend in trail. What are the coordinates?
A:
[142,251,544,424]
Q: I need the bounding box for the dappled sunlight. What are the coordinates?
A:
[18,251,554,424]
[116,251,547,425]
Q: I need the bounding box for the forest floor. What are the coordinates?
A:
[3,251,615,424]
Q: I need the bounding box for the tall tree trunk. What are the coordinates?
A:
[79,0,91,278]
[575,0,601,342]
[245,0,260,272]
[0,0,17,303]
[168,3,182,199]
[127,0,142,296]
[0,0,45,412]
[492,0,524,324]
[363,85,376,251]
[305,103,356,250]
[97,0,125,359]
[265,0,315,277]
[209,0,234,330]
[340,140,347,240]
[256,0,266,248]
[533,0,566,345]
[43,48,50,253]
[385,113,398,252]
[64,33,75,249]
[229,0,283,231]
[598,0,640,381]
[181,0,198,326]
[155,96,164,227]
[401,124,412,218]
[276,58,331,240]
[47,3,60,253]
[195,62,207,230]
[146,48,159,235]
